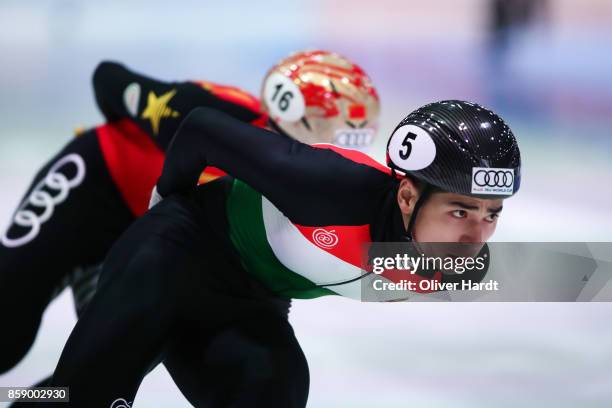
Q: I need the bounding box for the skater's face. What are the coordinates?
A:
[413,192,503,246]
[397,178,503,247]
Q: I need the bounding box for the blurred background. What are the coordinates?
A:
[1,0,611,406]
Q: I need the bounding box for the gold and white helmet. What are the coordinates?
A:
[261,50,380,150]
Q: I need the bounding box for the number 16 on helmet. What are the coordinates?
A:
[261,50,380,150]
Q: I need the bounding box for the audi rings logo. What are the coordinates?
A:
[110,398,132,408]
[471,167,514,196]
[312,228,339,249]
[1,154,86,248]
[334,128,374,149]
[474,170,513,187]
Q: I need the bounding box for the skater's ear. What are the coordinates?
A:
[397,177,423,228]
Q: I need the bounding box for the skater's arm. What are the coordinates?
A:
[92,61,263,149]
[92,61,178,127]
[158,108,391,224]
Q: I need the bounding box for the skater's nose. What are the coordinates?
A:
[458,220,485,244]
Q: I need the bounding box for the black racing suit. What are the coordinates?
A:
[48,108,407,407]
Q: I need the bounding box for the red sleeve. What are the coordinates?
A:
[96,119,165,217]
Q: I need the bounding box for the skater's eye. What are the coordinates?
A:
[485,206,502,223]
[485,213,499,223]
[451,210,467,219]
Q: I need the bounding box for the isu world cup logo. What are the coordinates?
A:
[1,153,86,248]
[312,228,339,249]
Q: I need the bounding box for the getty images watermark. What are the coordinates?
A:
[359,243,612,302]
[370,251,498,292]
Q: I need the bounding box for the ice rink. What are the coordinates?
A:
[1,1,612,406]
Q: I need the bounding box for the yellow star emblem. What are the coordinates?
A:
[141,89,180,135]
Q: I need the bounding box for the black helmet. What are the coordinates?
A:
[386,100,521,198]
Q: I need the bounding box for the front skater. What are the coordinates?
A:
[50,100,521,407]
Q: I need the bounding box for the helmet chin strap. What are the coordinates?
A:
[404,184,431,242]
